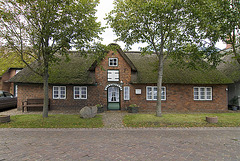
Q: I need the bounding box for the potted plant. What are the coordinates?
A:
[127,104,139,113]
[230,96,239,111]
[96,104,104,113]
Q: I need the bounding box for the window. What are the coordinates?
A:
[108,70,119,81]
[109,58,118,66]
[146,86,166,101]
[53,86,66,99]
[124,86,130,100]
[194,87,212,100]
[74,86,87,99]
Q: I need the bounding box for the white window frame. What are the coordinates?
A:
[74,86,87,99]
[109,58,118,66]
[53,86,66,99]
[193,87,212,101]
[146,86,166,101]
[108,70,119,81]
[15,85,18,97]
[124,86,130,100]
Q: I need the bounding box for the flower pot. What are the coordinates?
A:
[97,106,104,113]
[0,115,11,123]
[206,116,218,123]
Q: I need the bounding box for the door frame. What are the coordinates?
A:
[107,86,121,110]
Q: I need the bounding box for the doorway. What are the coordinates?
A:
[107,86,120,110]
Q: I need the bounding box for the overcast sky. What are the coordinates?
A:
[96,0,226,51]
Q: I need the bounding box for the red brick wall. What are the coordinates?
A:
[17,83,228,112]
[17,84,100,111]
[0,69,17,94]
[128,84,228,112]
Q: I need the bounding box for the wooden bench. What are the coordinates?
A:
[22,98,50,112]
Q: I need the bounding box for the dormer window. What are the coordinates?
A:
[109,58,118,66]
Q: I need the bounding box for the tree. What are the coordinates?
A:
[221,0,239,62]
[106,0,223,117]
[0,0,103,117]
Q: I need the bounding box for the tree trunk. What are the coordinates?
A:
[42,65,49,118]
[156,53,164,117]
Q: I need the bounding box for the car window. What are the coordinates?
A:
[0,93,4,98]
[4,92,13,98]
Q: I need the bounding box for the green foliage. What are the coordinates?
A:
[0,47,33,75]
[106,0,228,116]
[0,114,103,128]
[192,0,240,63]
[96,104,103,107]
[123,113,240,127]
[0,0,103,76]
[0,0,104,117]
[129,104,138,108]
[106,0,223,66]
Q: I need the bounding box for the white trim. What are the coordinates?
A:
[193,87,212,101]
[15,85,18,97]
[124,86,130,100]
[109,58,118,66]
[104,83,123,91]
[74,86,87,99]
[146,86,166,101]
[53,86,66,99]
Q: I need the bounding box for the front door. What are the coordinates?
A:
[107,87,120,110]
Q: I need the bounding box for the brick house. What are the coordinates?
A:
[0,68,22,95]
[10,45,232,112]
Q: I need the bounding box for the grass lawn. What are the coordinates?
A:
[0,114,103,128]
[123,113,240,127]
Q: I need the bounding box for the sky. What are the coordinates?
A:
[96,0,226,51]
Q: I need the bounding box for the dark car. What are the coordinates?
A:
[0,90,17,110]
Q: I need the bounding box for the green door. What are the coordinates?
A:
[108,87,120,110]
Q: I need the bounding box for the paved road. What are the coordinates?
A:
[0,128,240,161]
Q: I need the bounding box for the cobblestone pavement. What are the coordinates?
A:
[0,127,240,161]
[1,109,240,160]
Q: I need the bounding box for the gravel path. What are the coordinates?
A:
[101,111,127,128]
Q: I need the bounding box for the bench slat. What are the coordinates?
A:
[22,98,50,112]
[23,104,44,107]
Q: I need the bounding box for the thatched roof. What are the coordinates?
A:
[10,53,96,85]
[126,52,232,84]
[10,50,233,85]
